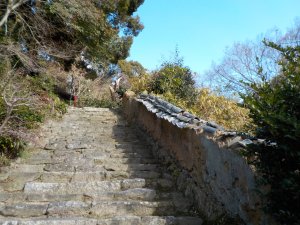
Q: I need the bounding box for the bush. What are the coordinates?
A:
[129,73,151,94]
[0,136,25,163]
[14,106,44,129]
[27,73,56,94]
[159,88,251,131]
[0,64,68,165]
[148,62,197,106]
[192,89,251,131]
[129,57,251,131]
[242,43,300,224]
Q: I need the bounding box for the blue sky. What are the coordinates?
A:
[128,0,300,75]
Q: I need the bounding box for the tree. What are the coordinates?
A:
[0,0,29,27]
[242,42,300,224]
[148,52,198,106]
[0,0,145,71]
[203,23,300,97]
[204,32,281,96]
[118,60,146,77]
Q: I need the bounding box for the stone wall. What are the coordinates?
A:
[123,91,268,225]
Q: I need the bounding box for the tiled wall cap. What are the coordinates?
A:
[206,121,224,131]
[135,94,276,146]
[176,115,192,123]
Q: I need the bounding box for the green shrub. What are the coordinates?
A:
[27,73,56,94]
[242,43,300,224]
[129,57,251,131]
[49,94,67,114]
[0,154,10,166]
[15,106,44,129]
[192,89,252,131]
[148,62,197,106]
[0,136,25,160]
[129,73,151,93]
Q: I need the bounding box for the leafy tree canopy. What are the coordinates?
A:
[118,59,146,77]
[242,42,300,224]
[0,0,144,70]
[148,50,198,106]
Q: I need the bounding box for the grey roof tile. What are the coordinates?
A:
[238,139,253,147]
[135,94,276,149]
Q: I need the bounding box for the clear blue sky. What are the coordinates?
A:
[128,0,300,75]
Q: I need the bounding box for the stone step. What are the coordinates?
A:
[0,107,203,224]
[0,170,164,186]
[84,150,154,159]
[103,163,161,172]
[0,216,203,225]
[0,202,49,218]
[0,188,158,203]
[6,154,159,169]
[0,200,178,218]
[49,147,153,155]
[94,157,158,165]
[4,165,44,173]
[23,179,146,195]
[41,146,154,158]
[89,200,175,218]
[0,189,187,204]
[109,152,154,159]
[41,163,160,173]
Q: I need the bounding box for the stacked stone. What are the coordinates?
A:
[0,107,203,224]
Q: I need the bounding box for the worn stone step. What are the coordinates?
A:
[43,162,98,173]
[0,170,163,185]
[0,216,203,225]
[90,200,175,218]
[0,172,41,193]
[47,148,153,158]
[0,202,49,218]
[102,170,163,181]
[24,179,146,195]
[0,107,202,224]
[94,157,158,165]
[0,188,185,205]
[19,155,158,168]
[0,193,89,203]
[0,218,97,225]
[41,163,161,173]
[109,152,153,159]
[0,200,177,218]
[5,165,44,173]
[103,163,161,172]
[82,149,154,159]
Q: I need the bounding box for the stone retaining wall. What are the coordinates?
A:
[122,91,268,225]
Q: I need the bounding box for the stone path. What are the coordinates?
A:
[0,107,203,224]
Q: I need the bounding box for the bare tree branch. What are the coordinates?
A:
[0,74,36,134]
[0,0,29,27]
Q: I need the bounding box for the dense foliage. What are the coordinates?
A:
[149,61,197,106]
[0,0,144,68]
[130,55,251,131]
[0,0,144,164]
[0,59,69,165]
[118,60,146,77]
[242,42,300,224]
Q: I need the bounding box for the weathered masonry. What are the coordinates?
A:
[123,91,268,225]
[0,107,204,224]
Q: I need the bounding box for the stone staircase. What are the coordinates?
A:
[0,107,203,225]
